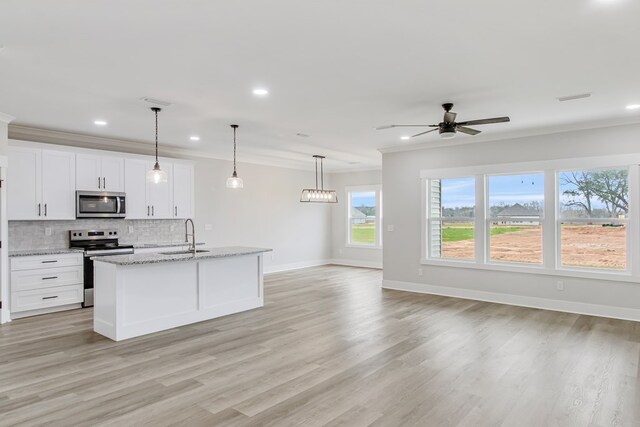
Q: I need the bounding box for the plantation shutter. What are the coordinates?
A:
[430,179,442,257]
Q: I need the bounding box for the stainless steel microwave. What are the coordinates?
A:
[76,191,126,218]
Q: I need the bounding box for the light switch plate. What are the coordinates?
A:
[45,227,52,236]
[128,226,134,234]
[205,224,213,231]
[387,225,395,232]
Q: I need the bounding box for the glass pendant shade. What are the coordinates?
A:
[227,124,243,189]
[226,172,244,189]
[146,162,168,184]
[147,107,166,184]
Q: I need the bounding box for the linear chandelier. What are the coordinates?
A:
[300,155,338,203]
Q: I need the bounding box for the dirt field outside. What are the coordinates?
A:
[440,224,626,270]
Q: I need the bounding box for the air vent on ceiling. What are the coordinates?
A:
[296,133,311,138]
[557,93,592,102]
[140,97,172,107]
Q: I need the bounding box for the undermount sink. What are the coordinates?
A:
[159,249,210,256]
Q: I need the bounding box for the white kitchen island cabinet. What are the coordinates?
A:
[92,247,270,341]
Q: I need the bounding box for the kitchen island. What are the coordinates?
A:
[92,246,271,341]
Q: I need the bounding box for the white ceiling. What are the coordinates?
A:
[1,0,639,171]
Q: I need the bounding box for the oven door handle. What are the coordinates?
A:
[85,249,135,257]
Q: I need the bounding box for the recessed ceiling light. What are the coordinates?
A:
[94,120,107,126]
[253,88,269,96]
[400,136,411,140]
[189,136,200,141]
[626,104,640,110]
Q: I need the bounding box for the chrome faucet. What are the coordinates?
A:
[185,218,196,256]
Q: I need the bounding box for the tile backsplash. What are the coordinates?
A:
[9,219,186,251]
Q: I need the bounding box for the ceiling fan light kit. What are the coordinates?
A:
[376,103,510,140]
[300,155,338,203]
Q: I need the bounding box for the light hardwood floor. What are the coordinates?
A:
[1,265,639,426]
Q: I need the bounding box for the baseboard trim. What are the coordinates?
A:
[264,260,330,274]
[328,259,383,269]
[382,279,640,322]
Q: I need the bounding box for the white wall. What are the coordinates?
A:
[329,170,382,268]
[192,157,331,273]
[382,122,640,320]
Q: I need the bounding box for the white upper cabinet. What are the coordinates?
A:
[172,163,194,219]
[76,154,124,192]
[8,147,75,220]
[124,158,149,219]
[8,147,42,220]
[147,161,173,219]
[124,159,174,219]
[41,150,76,219]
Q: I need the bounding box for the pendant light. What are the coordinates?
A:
[300,155,338,203]
[146,107,168,184]
[226,124,244,189]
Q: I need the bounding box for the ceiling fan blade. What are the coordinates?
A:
[375,124,437,130]
[444,111,457,123]
[456,116,510,126]
[456,126,481,135]
[411,128,439,138]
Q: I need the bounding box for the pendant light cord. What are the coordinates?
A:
[151,107,161,164]
[315,157,318,189]
[320,157,324,190]
[233,126,237,173]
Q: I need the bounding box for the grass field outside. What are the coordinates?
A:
[440,223,525,242]
[351,222,376,245]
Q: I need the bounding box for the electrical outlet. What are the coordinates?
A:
[128,226,134,234]
[271,252,275,261]
[418,268,423,276]
[387,225,395,232]
[170,225,175,232]
[45,227,52,236]
[338,248,343,255]
[205,224,213,231]
[556,280,564,291]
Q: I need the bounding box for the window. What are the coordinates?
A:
[422,159,638,280]
[429,177,475,261]
[558,168,628,271]
[347,186,381,247]
[488,173,544,265]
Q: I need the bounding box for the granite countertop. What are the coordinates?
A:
[92,246,272,266]
[131,241,205,249]
[9,248,84,257]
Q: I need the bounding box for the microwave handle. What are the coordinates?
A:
[116,196,121,214]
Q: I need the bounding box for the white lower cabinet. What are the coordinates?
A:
[10,253,84,317]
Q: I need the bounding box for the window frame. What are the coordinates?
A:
[427,176,477,263]
[486,171,546,267]
[556,167,631,273]
[346,185,382,249]
[420,154,640,283]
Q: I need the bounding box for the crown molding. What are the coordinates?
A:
[7,124,320,172]
[0,112,16,124]
[377,116,640,155]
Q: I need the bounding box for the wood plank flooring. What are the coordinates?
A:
[1,265,639,426]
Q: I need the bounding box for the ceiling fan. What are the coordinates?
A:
[376,103,510,140]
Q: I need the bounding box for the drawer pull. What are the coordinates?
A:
[41,260,58,264]
[42,296,59,300]
[42,276,58,280]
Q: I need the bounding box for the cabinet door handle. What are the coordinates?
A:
[147,206,150,216]
[103,177,106,188]
[41,260,58,264]
[44,204,47,217]
[98,177,101,189]
[38,203,41,216]
[152,206,154,216]
[42,276,58,280]
[42,295,59,300]
[175,206,177,216]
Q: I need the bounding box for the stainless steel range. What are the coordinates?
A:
[69,229,134,307]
